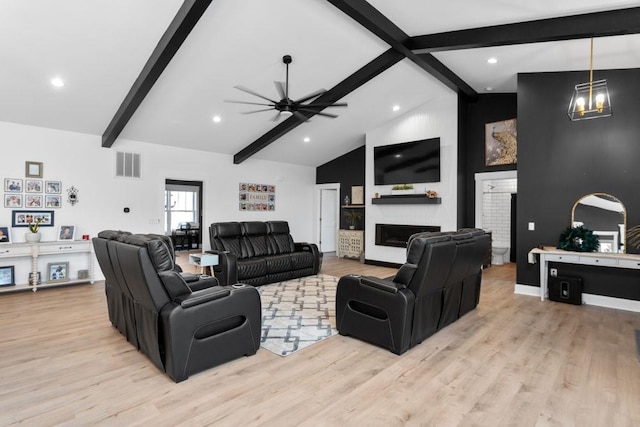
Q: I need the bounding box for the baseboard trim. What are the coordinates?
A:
[513,283,640,313]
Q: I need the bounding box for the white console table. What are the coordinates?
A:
[528,246,640,301]
[0,241,94,293]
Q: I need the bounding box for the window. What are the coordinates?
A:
[165,183,199,234]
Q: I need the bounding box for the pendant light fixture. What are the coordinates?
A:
[568,38,612,121]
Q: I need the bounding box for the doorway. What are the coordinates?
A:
[315,184,340,253]
[165,179,203,249]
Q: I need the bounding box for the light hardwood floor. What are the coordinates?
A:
[1,255,639,426]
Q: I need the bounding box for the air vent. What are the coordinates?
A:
[115,152,141,178]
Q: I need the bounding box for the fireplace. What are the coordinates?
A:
[375,224,441,248]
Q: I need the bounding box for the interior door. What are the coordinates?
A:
[320,189,337,252]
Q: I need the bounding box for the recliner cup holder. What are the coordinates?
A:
[232,283,247,288]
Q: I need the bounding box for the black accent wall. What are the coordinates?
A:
[316,146,365,230]
[517,70,640,300]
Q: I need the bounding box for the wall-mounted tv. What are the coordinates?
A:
[374,137,440,185]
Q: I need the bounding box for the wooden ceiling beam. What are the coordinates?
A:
[102,0,213,148]
[233,49,404,164]
[409,7,640,53]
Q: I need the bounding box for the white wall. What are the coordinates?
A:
[365,91,458,264]
[1,121,316,279]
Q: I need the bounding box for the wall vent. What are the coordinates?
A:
[115,151,141,178]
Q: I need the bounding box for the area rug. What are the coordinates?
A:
[257,274,338,356]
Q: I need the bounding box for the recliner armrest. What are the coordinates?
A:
[175,287,231,309]
[205,250,237,286]
[361,276,407,294]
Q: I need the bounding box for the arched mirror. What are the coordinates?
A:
[572,193,626,253]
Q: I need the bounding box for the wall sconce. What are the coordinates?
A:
[568,38,612,121]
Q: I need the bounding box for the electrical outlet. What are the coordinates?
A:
[528,222,535,231]
[550,268,558,277]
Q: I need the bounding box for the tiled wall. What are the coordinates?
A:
[482,178,517,248]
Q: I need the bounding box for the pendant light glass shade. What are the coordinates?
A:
[567,39,612,121]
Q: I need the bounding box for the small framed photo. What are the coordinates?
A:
[25,179,43,193]
[25,161,43,178]
[25,195,43,208]
[45,195,61,208]
[45,181,61,194]
[47,262,69,283]
[4,178,23,193]
[12,210,54,227]
[58,225,75,241]
[0,266,15,287]
[4,194,22,208]
[0,226,10,244]
[29,271,41,286]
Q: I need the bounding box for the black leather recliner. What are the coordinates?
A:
[208,221,322,286]
[335,229,489,355]
[93,232,262,382]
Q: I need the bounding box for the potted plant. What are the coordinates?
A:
[25,218,44,243]
[343,210,362,230]
[391,184,414,195]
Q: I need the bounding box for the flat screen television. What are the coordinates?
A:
[374,137,440,185]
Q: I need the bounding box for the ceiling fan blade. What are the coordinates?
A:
[297,107,339,118]
[294,88,326,104]
[274,81,286,100]
[293,111,309,122]
[242,108,275,115]
[234,85,278,103]
[224,99,274,107]
[303,102,348,108]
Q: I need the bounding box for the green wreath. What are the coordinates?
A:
[557,226,600,252]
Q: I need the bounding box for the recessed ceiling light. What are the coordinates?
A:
[487,57,498,64]
[485,87,494,92]
[50,77,64,87]
[212,115,221,123]
[303,137,310,143]
[392,105,400,112]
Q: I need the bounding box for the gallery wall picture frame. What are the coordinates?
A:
[351,186,364,205]
[4,178,23,193]
[58,225,75,241]
[47,262,69,283]
[25,179,43,193]
[25,161,43,178]
[11,210,54,228]
[45,195,61,208]
[45,181,61,194]
[29,271,41,286]
[4,194,22,208]
[0,266,15,287]
[25,195,43,208]
[0,226,11,244]
[485,118,517,166]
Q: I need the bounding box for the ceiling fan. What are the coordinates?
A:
[225,55,347,121]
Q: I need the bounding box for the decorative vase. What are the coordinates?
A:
[391,189,414,196]
[25,232,41,243]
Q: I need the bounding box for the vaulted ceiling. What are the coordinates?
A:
[3,0,640,167]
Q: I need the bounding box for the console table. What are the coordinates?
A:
[528,246,640,301]
[337,230,364,261]
[0,241,94,293]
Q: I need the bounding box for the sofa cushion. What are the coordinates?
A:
[241,222,269,258]
[290,251,314,270]
[267,221,295,254]
[123,234,175,272]
[211,222,243,257]
[265,254,293,274]
[237,257,267,280]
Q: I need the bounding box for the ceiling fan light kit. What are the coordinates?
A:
[225,55,347,122]
[568,38,612,121]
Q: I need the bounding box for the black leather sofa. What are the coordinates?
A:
[335,229,489,355]
[208,221,322,286]
[93,230,261,382]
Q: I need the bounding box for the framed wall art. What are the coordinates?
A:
[0,266,15,287]
[485,118,517,166]
[45,195,61,208]
[11,210,54,227]
[4,178,23,192]
[47,262,68,283]
[238,182,276,211]
[58,225,75,241]
[45,181,61,194]
[25,179,43,193]
[25,161,43,178]
[4,194,22,208]
[0,226,10,244]
[25,195,42,208]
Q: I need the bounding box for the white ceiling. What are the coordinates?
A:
[2,0,640,167]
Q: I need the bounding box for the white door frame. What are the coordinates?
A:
[474,170,517,229]
[314,183,340,251]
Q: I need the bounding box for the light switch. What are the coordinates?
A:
[528,222,535,231]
